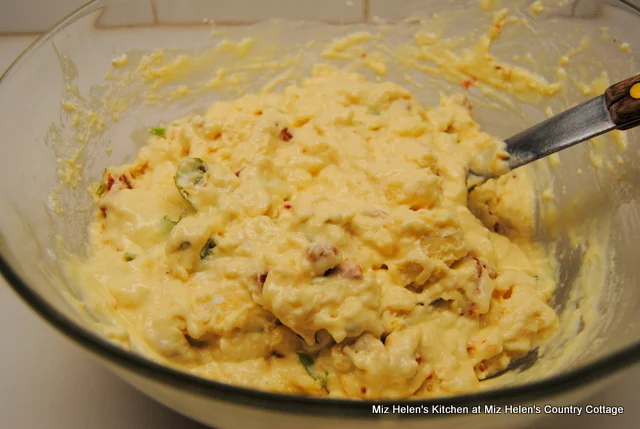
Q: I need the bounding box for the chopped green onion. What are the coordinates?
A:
[160,216,179,235]
[96,169,109,197]
[149,127,166,137]
[200,238,216,259]
[174,157,208,207]
[297,352,315,369]
[297,353,329,390]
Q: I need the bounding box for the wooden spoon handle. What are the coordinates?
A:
[604,74,640,131]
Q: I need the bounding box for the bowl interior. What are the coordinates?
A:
[0,0,639,399]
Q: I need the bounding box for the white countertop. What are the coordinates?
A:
[0,35,638,429]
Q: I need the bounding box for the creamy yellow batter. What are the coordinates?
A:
[71,64,559,399]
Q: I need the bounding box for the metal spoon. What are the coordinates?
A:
[467,74,640,190]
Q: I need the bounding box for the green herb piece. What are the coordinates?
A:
[297,353,329,390]
[200,238,216,259]
[123,253,136,262]
[318,371,329,389]
[160,216,179,235]
[174,157,208,207]
[149,127,166,137]
[96,169,109,197]
[298,352,315,369]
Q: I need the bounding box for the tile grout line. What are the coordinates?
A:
[93,8,105,29]
[149,0,159,25]
[0,31,44,38]
[89,19,367,30]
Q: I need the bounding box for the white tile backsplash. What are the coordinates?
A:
[0,0,368,32]
[153,0,365,24]
[95,0,155,27]
[0,0,85,33]
[369,0,438,22]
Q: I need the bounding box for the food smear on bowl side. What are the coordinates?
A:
[71,65,560,399]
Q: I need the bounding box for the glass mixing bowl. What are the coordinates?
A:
[1,0,639,427]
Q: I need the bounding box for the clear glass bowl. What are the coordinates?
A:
[1,0,639,427]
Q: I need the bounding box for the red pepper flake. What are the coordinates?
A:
[307,242,339,263]
[130,161,149,179]
[472,257,482,277]
[99,206,107,218]
[494,65,503,70]
[106,174,115,191]
[465,302,477,317]
[283,203,292,209]
[460,76,478,89]
[119,175,132,189]
[234,168,244,177]
[279,127,293,142]
[337,260,363,280]
[360,52,367,58]
[258,272,268,288]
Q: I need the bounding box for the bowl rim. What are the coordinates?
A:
[2,0,640,419]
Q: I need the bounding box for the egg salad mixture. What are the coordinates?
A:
[73,65,559,399]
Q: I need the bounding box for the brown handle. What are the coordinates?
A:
[604,74,640,131]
